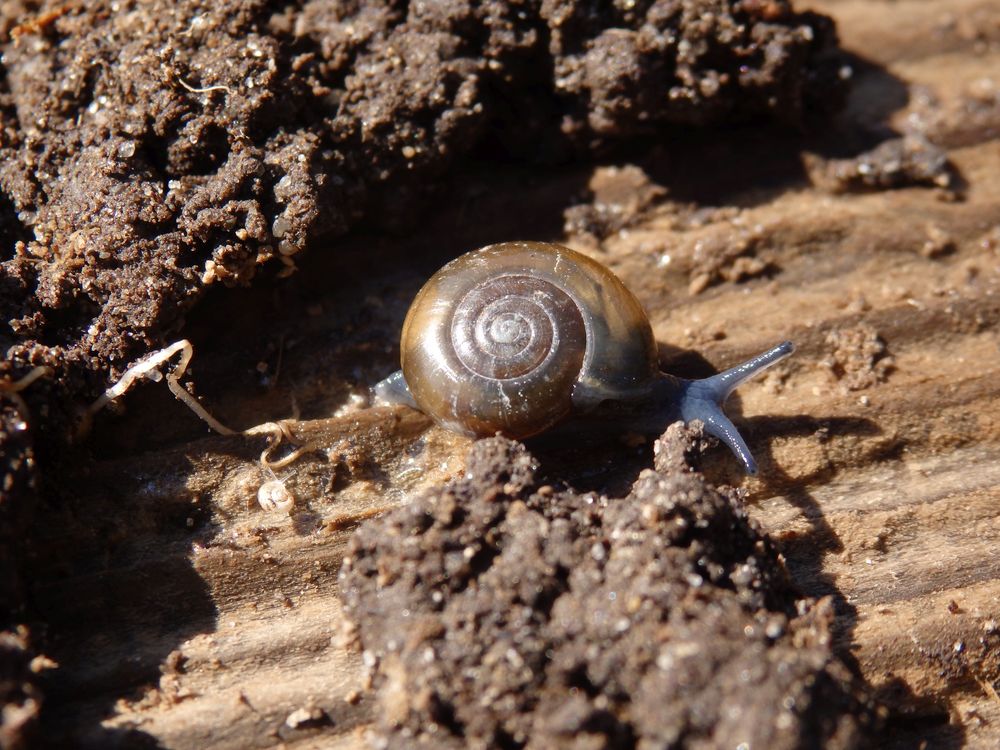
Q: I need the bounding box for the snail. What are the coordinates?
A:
[374,241,793,474]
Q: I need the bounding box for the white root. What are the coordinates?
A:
[175,76,234,97]
[83,342,327,490]
[84,339,235,436]
[1,365,52,394]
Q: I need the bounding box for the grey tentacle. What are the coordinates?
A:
[674,341,795,474]
[685,341,795,404]
[372,369,418,408]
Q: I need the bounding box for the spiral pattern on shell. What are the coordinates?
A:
[451,275,585,381]
[399,241,659,439]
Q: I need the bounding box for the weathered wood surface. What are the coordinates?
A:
[31,0,1000,747]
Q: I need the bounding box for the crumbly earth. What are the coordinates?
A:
[814,135,953,194]
[340,431,875,748]
[822,324,892,392]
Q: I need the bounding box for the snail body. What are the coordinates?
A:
[375,241,793,474]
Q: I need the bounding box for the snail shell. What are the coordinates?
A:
[399,241,658,439]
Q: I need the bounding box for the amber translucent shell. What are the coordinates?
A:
[400,241,659,438]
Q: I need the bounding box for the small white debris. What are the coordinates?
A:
[257,479,294,513]
[285,706,324,729]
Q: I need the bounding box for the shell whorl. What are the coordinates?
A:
[450,274,585,380]
[400,241,658,439]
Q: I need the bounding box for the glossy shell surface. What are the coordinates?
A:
[400,241,658,438]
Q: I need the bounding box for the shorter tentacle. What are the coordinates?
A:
[686,403,759,474]
[674,341,795,474]
[373,370,418,408]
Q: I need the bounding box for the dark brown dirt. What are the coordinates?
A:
[0,393,33,626]
[0,627,39,750]
[0,0,843,441]
[0,391,39,750]
[340,430,875,748]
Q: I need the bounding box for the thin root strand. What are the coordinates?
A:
[83,340,235,437]
[249,420,319,470]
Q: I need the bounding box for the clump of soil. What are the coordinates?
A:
[685,221,774,294]
[907,78,1000,150]
[816,135,952,193]
[823,324,893,391]
[562,165,667,240]
[0,0,845,441]
[340,429,875,748]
